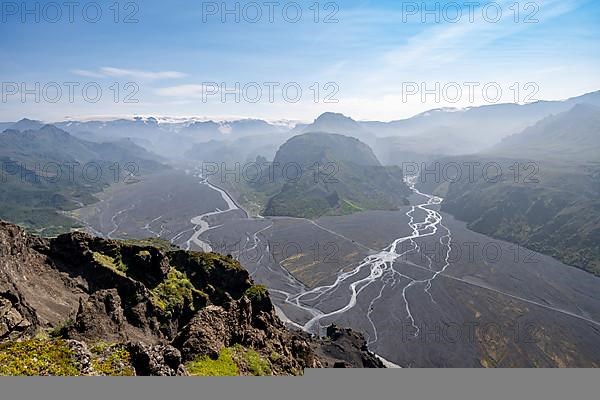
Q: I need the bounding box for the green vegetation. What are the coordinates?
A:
[92,251,127,273]
[185,251,244,273]
[0,125,165,237]
[221,133,411,219]
[123,237,179,252]
[185,345,272,376]
[48,319,74,339]
[0,339,135,376]
[434,158,600,275]
[245,284,269,302]
[0,174,88,236]
[151,269,207,313]
[0,339,79,376]
[90,344,135,376]
[233,345,272,376]
[186,347,240,376]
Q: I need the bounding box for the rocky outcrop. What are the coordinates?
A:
[0,220,384,375]
[127,342,187,376]
[173,297,321,374]
[311,325,384,368]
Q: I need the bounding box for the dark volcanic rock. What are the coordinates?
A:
[0,220,384,375]
[311,325,385,368]
[173,296,322,374]
[127,342,187,376]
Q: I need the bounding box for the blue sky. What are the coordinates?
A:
[1,0,599,121]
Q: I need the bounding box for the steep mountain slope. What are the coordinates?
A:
[274,132,381,167]
[185,131,296,165]
[418,157,600,275]
[0,125,166,235]
[489,104,600,161]
[0,221,383,375]
[256,133,410,218]
[295,113,377,146]
[417,104,600,274]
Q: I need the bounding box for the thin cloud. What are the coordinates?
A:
[72,67,186,80]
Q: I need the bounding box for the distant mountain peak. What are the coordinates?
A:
[314,112,355,122]
[17,117,39,123]
[10,118,45,132]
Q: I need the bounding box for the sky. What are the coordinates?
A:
[1,0,599,122]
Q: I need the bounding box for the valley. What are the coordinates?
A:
[73,166,600,367]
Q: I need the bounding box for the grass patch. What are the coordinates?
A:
[151,269,207,313]
[185,346,272,376]
[0,339,79,376]
[92,251,127,273]
[90,344,134,376]
[186,348,240,376]
[233,345,272,376]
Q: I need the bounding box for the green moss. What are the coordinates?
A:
[0,339,79,376]
[92,251,127,273]
[151,269,207,313]
[186,348,240,376]
[90,344,134,376]
[48,319,74,338]
[244,284,268,302]
[185,346,273,376]
[233,346,272,376]
[89,341,111,354]
[190,251,244,272]
[269,351,281,363]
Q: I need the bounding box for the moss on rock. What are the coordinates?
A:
[185,345,273,377]
[186,347,240,376]
[0,339,79,376]
[90,343,135,376]
[151,269,207,314]
[92,251,127,273]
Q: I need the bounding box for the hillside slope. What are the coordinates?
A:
[0,125,166,235]
[0,221,383,375]
[239,132,411,218]
[418,158,600,275]
[489,104,600,161]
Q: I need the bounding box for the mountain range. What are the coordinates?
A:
[6,89,599,164]
[417,100,600,275]
[0,124,166,235]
